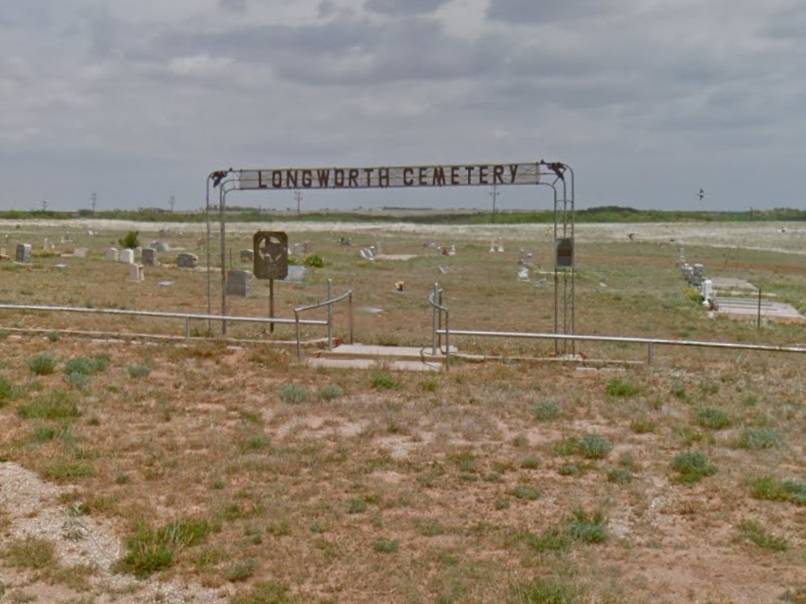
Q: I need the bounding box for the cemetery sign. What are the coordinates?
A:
[253,231,289,280]
[237,163,542,191]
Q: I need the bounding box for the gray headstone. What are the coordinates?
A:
[141,248,157,266]
[285,265,306,283]
[226,270,253,296]
[176,252,198,269]
[119,249,135,264]
[15,243,32,263]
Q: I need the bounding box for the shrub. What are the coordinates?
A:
[28,353,57,376]
[318,384,343,401]
[279,384,308,404]
[347,498,368,514]
[372,538,399,553]
[524,527,572,553]
[557,463,579,476]
[65,371,90,389]
[565,508,607,544]
[511,484,541,501]
[749,476,806,505]
[630,417,656,434]
[512,577,580,604]
[18,390,80,420]
[118,230,140,249]
[225,558,257,582]
[531,400,561,421]
[605,378,640,398]
[63,357,96,376]
[303,254,324,268]
[737,427,783,450]
[696,407,732,430]
[231,581,296,604]
[577,435,613,459]
[671,451,717,484]
[116,518,209,577]
[127,364,151,379]
[370,370,398,390]
[607,468,633,485]
[736,519,788,552]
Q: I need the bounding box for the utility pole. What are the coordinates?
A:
[293,190,302,216]
[169,194,176,213]
[41,199,48,212]
[91,192,97,214]
[489,184,501,222]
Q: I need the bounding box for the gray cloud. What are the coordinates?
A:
[365,0,450,16]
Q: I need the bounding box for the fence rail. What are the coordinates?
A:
[294,279,354,359]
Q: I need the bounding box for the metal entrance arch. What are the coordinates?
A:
[204,161,576,352]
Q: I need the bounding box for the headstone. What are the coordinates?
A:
[119,248,135,264]
[701,279,713,304]
[240,249,254,263]
[73,247,89,258]
[150,241,170,252]
[129,264,144,282]
[16,243,32,263]
[518,267,530,281]
[692,263,705,287]
[226,270,253,296]
[285,265,306,283]
[141,248,157,266]
[176,252,198,269]
[105,247,119,261]
[43,238,50,250]
[359,248,375,261]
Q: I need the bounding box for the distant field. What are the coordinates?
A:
[0,221,803,603]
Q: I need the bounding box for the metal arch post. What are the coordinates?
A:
[566,165,576,351]
[205,175,212,336]
[219,185,227,335]
[326,278,333,349]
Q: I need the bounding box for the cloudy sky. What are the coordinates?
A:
[1,0,804,211]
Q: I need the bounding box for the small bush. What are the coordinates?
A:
[630,417,656,434]
[531,400,561,421]
[231,581,296,604]
[557,463,579,476]
[565,508,607,544]
[737,427,783,450]
[225,558,257,582]
[63,357,96,376]
[28,353,57,376]
[511,484,541,501]
[370,370,398,390]
[521,456,540,470]
[347,497,368,514]
[749,476,806,505]
[65,371,90,389]
[127,364,150,379]
[303,254,324,268]
[372,538,399,553]
[419,378,439,392]
[18,390,80,420]
[607,468,633,485]
[4,536,56,570]
[524,527,572,553]
[116,518,210,577]
[42,459,95,481]
[736,519,789,552]
[46,331,61,342]
[605,378,640,398]
[512,577,580,604]
[671,451,717,484]
[696,407,732,430]
[577,435,613,459]
[118,230,140,249]
[318,384,343,401]
[279,384,309,404]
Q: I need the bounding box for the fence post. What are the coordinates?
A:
[431,282,438,355]
[326,278,333,350]
[647,342,654,366]
[184,317,190,339]
[757,288,762,329]
[444,310,450,371]
[295,313,301,361]
[348,291,354,345]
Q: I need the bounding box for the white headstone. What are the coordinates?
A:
[120,249,135,264]
[129,263,144,282]
[105,247,119,261]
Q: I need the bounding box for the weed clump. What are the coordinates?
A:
[671,451,717,484]
[347,497,368,514]
[279,384,309,404]
[749,476,806,505]
[0,376,18,404]
[28,353,57,376]
[511,577,580,604]
[607,467,633,485]
[630,417,656,434]
[736,519,789,551]
[18,390,80,420]
[372,538,399,553]
[606,378,640,398]
[318,384,343,401]
[127,364,150,379]
[4,536,56,569]
[231,581,296,604]
[577,435,613,459]
[696,406,732,430]
[565,509,608,544]
[116,518,210,577]
[737,427,783,450]
[370,370,398,390]
[531,400,561,421]
[511,484,541,501]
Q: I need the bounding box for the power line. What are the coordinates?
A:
[293,190,302,215]
[169,194,176,213]
[91,192,97,214]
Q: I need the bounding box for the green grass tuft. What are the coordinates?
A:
[577,435,613,459]
[749,476,806,505]
[511,484,541,501]
[531,400,561,421]
[127,364,151,379]
[370,370,398,390]
[279,384,309,404]
[18,390,80,420]
[4,536,56,569]
[372,538,399,553]
[671,451,718,484]
[605,378,640,398]
[28,353,57,376]
[318,384,344,401]
[231,581,296,604]
[736,519,789,551]
[565,509,607,544]
[511,577,580,604]
[737,427,783,450]
[116,518,210,577]
[695,406,732,430]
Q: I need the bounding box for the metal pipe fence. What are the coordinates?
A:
[293,285,354,359]
[427,283,806,369]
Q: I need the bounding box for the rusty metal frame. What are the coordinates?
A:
[205,161,576,351]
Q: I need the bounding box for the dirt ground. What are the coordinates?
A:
[0,221,804,603]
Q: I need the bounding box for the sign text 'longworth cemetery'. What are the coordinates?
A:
[238,163,542,191]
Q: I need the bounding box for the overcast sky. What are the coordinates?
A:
[1,0,804,212]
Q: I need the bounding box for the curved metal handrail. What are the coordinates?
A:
[293,279,354,360]
[427,283,450,368]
